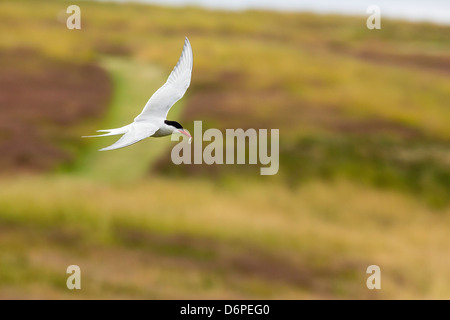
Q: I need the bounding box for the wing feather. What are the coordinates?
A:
[134,37,193,122]
[99,123,158,151]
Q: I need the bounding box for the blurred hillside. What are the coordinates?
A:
[0,0,449,299]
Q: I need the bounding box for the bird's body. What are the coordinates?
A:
[83,37,193,151]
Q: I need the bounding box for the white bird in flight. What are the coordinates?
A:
[83,37,193,151]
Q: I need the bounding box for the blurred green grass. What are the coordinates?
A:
[1,175,450,299]
[0,0,450,299]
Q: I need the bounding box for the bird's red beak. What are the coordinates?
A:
[178,129,192,143]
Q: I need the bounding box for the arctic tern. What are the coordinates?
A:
[83,37,193,151]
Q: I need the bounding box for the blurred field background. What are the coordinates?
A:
[1,0,450,299]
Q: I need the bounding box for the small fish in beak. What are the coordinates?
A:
[178,129,192,144]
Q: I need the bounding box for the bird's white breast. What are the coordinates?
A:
[153,123,175,137]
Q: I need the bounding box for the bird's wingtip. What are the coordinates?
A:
[98,145,116,151]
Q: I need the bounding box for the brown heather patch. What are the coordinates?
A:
[356,50,450,75]
[94,42,132,57]
[330,44,450,75]
[0,49,111,172]
[153,66,426,176]
[183,68,425,137]
[330,117,423,138]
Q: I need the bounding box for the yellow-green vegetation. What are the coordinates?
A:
[0,0,449,299]
[1,175,450,299]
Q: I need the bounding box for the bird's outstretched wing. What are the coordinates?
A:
[134,37,193,122]
[99,123,158,151]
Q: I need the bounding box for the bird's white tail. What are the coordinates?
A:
[82,124,131,138]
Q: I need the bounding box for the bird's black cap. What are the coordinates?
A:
[165,120,183,129]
